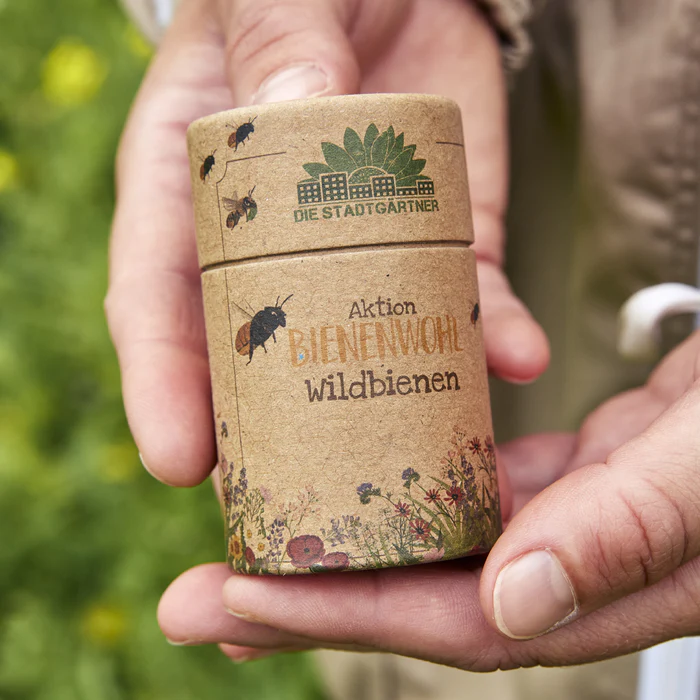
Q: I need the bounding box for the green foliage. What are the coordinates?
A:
[0,0,325,697]
[303,124,428,187]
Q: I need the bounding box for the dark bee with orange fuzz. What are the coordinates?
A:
[227,117,257,151]
[200,150,216,181]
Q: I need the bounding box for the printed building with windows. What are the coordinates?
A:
[417,179,435,195]
[396,186,418,197]
[321,172,349,201]
[297,181,322,205]
[371,175,396,198]
[349,183,373,199]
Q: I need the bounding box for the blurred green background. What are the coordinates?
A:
[0,0,325,697]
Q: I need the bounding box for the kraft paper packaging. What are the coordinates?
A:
[187,94,502,575]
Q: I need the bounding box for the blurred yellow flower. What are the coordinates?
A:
[257,542,265,552]
[0,150,18,191]
[81,603,128,647]
[42,39,107,107]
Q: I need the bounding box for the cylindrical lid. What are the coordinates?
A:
[187,94,473,269]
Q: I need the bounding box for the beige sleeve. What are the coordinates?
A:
[475,0,541,72]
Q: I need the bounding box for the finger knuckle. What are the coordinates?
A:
[225,2,336,72]
[591,478,688,594]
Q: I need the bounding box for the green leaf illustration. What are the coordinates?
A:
[303,162,333,180]
[363,123,379,158]
[385,126,396,162]
[370,130,390,167]
[246,205,257,222]
[394,157,426,182]
[387,145,415,176]
[343,128,366,167]
[386,132,405,165]
[321,142,356,174]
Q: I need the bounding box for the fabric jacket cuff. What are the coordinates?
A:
[475,0,537,73]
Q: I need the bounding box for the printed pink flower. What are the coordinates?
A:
[322,552,350,570]
[245,546,255,567]
[484,436,495,456]
[444,485,465,506]
[410,519,431,542]
[394,501,410,517]
[286,535,325,568]
[468,437,482,455]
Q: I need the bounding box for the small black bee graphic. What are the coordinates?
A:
[227,116,257,151]
[220,421,228,439]
[235,295,293,364]
[222,186,257,230]
[470,302,480,326]
[200,150,216,182]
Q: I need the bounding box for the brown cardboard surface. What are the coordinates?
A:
[187,94,474,269]
[189,94,500,575]
[205,248,500,574]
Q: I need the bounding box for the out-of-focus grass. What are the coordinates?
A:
[0,0,325,697]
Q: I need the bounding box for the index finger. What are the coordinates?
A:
[106,0,229,485]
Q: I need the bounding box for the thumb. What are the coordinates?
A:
[218,0,360,105]
[480,383,700,640]
[476,258,550,383]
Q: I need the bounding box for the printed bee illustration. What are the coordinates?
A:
[235,295,293,364]
[222,186,257,230]
[227,116,257,151]
[199,150,216,182]
[470,302,480,326]
[220,421,228,439]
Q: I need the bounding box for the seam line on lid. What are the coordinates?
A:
[200,240,473,272]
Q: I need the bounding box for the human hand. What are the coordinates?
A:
[106,0,550,489]
[158,329,700,666]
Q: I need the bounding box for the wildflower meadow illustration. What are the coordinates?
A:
[220,423,501,574]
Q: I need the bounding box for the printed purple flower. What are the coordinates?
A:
[394,501,410,517]
[286,535,325,568]
[322,552,350,570]
[444,485,465,506]
[357,483,373,496]
[424,489,440,504]
[410,518,431,542]
[469,437,482,455]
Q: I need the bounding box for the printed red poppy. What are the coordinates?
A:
[394,501,410,517]
[410,518,431,541]
[245,546,255,567]
[322,552,350,570]
[444,485,465,506]
[468,437,482,454]
[424,489,440,503]
[286,535,325,568]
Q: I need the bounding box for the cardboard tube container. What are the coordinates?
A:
[187,94,501,575]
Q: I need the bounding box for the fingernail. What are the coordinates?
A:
[224,606,257,622]
[232,650,277,663]
[497,373,537,386]
[493,549,578,639]
[166,638,201,647]
[253,63,328,104]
